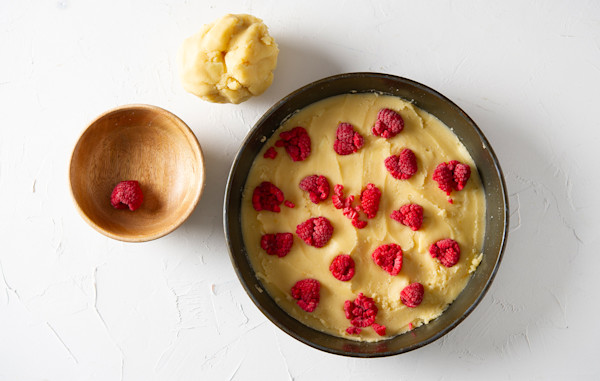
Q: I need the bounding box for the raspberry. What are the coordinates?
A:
[331,184,369,229]
[296,217,333,248]
[372,323,386,336]
[333,184,344,197]
[360,183,381,219]
[385,148,417,180]
[390,204,424,231]
[291,279,320,312]
[344,195,355,207]
[260,233,293,258]
[284,200,295,208]
[299,175,330,204]
[351,218,367,229]
[346,326,362,335]
[275,126,311,161]
[343,293,378,327]
[252,182,284,212]
[400,282,424,308]
[429,238,460,267]
[453,162,471,191]
[329,254,355,281]
[333,185,353,210]
[111,181,143,211]
[433,160,471,195]
[334,123,364,155]
[371,243,403,276]
[332,184,345,209]
[372,108,404,138]
[333,185,350,209]
[343,206,358,220]
[432,163,453,195]
[263,147,277,159]
[332,195,344,209]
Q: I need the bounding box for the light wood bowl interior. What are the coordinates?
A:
[70,104,205,242]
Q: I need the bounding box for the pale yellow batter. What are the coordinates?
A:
[178,14,278,104]
[241,93,485,341]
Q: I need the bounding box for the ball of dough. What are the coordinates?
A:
[178,14,279,104]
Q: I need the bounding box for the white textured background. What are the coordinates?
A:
[1,0,599,379]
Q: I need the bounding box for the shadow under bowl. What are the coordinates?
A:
[70,104,205,242]
[224,72,508,357]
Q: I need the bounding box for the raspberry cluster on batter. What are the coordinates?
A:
[334,122,364,155]
[433,160,471,203]
[250,106,475,338]
[343,293,385,336]
[330,183,380,229]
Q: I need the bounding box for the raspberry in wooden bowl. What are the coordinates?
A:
[70,104,205,242]
[224,73,508,356]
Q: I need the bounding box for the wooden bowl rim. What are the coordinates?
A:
[69,104,206,242]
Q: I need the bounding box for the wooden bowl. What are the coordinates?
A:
[70,104,205,242]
